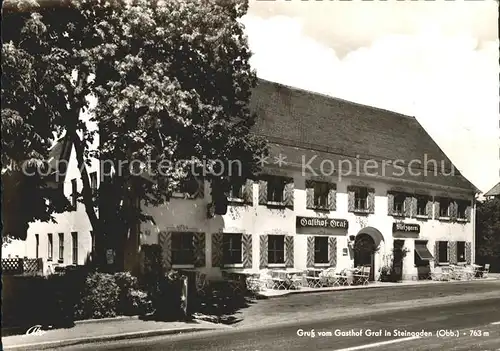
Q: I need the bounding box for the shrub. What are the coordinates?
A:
[75,273,120,320]
[114,271,152,316]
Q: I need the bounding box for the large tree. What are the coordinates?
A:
[476,197,500,272]
[2,0,267,268]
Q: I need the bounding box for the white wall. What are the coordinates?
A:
[141,168,475,280]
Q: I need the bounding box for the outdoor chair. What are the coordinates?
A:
[321,268,339,287]
[352,266,370,285]
[305,269,323,288]
[270,271,289,290]
[195,272,208,296]
[483,264,490,278]
[221,271,244,295]
[246,274,263,292]
[290,272,306,290]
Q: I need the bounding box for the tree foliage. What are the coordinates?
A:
[476,197,500,262]
[2,0,267,258]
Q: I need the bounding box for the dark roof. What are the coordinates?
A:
[250,79,478,193]
[484,182,500,197]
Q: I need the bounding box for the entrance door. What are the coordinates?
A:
[353,234,376,281]
[392,240,404,281]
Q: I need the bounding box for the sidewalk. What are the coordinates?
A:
[256,276,500,298]
[2,317,229,350]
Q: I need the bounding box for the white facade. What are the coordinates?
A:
[140,167,475,281]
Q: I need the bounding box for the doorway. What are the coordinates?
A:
[353,234,376,281]
[392,240,405,281]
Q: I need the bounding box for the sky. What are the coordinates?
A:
[242,0,499,194]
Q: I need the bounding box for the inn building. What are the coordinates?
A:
[3,79,479,281]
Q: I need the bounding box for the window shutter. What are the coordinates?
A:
[367,188,375,213]
[158,231,172,269]
[449,201,458,221]
[434,241,439,263]
[327,183,337,211]
[426,198,433,219]
[387,193,394,216]
[306,236,314,267]
[465,242,471,265]
[449,241,457,264]
[242,234,252,268]
[243,180,254,205]
[465,203,472,222]
[434,199,440,219]
[283,178,294,209]
[259,235,268,269]
[211,233,223,268]
[258,180,268,205]
[411,197,417,217]
[285,236,294,267]
[193,232,206,267]
[306,180,315,209]
[328,236,337,267]
[196,178,205,199]
[404,196,412,217]
[347,187,355,212]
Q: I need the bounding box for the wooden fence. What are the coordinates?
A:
[1,258,44,276]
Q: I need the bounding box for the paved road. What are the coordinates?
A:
[55,296,500,351]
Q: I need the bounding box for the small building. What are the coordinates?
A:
[484,182,500,200]
[3,79,479,281]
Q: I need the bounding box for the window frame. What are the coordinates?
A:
[314,236,329,264]
[416,196,427,216]
[313,181,330,209]
[71,179,78,209]
[71,232,78,265]
[268,235,285,265]
[439,198,450,218]
[228,180,245,202]
[456,201,467,220]
[171,232,195,266]
[456,241,466,263]
[90,171,98,196]
[267,176,286,204]
[48,233,53,261]
[35,234,39,259]
[222,233,243,265]
[393,193,406,216]
[438,241,448,264]
[58,232,64,263]
[354,187,368,211]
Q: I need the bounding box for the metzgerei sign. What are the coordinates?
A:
[392,222,420,233]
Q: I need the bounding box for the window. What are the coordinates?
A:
[438,241,448,263]
[314,236,329,264]
[90,172,98,195]
[171,232,194,265]
[35,234,39,259]
[223,234,242,264]
[393,193,405,215]
[457,241,466,262]
[439,198,450,217]
[268,235,285,264]
[71,179,77,209]
[417,196,427,216]
[354,187,368,210]
[71,232,78,265]
[48,234,53,261]
[457,201,467,219]
[314,182,329,208]
[58,233,64,262]
[228,180,244,200]
[267,176,286,203]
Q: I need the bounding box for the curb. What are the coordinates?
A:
[255,278,499,299]
[3,327,220,350]
[74,315,140,325]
